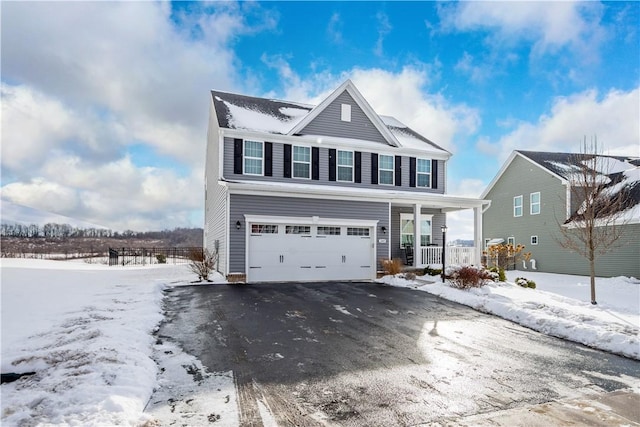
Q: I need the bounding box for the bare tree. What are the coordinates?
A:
[555,138,634,304]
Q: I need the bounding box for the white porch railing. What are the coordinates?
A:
[419,246,476,267]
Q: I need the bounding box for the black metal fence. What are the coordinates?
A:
[108,247,203,266]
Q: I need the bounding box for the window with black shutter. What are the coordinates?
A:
[283,144,292,178]
[432,159,438,189]
[264,142,273,177]
[409,157,416,187]
[371,153,378,184]
[312,147,320,180]
[395,155,402,187]
[328,149,336,181]
[233,139,243,174]
[354,151,362,183]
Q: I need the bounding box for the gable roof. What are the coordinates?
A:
[287,80,401,147]
[210,81,449,155]
[481,150,639,223]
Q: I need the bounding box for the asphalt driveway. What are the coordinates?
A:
[154,281,640,426]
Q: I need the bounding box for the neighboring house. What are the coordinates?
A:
[205,80,487,282]
[481,150,640,278]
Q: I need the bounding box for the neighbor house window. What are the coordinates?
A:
[341,104,352,122]
[531,235,538,245]
[379,155,394,185]
[337,150,354,182]
[417,158,432,187]
[244,140,263,175]
[292,146,311,179]
[507,236,515,246]
[513,195,523,217]
[530,192,541,215]
[484,238,491,249]
[400,213,432,247]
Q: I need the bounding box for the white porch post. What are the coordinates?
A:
[413,203,421,267]
[474,206,483,265]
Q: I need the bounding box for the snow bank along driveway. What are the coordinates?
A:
[0,259,192,426]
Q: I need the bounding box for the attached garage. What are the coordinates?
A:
[245,215,377,282]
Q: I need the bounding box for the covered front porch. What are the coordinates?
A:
[389,197,488,268]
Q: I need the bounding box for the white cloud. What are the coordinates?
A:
[267,64,480,152]
[0,2,275,230]
[327,12,343,44]
[438,1,606,58]
[478,87,640,161]
[374,12,393,57]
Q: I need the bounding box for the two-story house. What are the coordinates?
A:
[205,80,487,282]
[481,150,640,278]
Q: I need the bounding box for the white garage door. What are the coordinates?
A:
[247,219,376,282]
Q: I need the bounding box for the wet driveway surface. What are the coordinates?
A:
[157,281,640,426]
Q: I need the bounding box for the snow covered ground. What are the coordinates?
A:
[1,258,638,425]
[380,270,639,360]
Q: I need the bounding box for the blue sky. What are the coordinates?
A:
[1,1,639,239]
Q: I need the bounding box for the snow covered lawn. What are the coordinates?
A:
[380,270,639,360]
[0,258,196,426]
[2,258,638,425]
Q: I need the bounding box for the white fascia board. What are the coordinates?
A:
[244,214,378,227]
[221,180,487,210]
[221,128,449,160]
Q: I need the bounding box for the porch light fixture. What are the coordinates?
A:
[441,224,448,283]
[236,220,242,230]
[381,225,387,234]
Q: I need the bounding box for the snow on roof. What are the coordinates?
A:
[212,90,448,153]
[516,151,640,224]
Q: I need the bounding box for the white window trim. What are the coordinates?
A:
[243,140,264,176]
[507,236,515,246]
[531,235,538,245]
[530,192,541,215]
[400,213,433,248]
[341,104,352,122]
[337,150,354,182]
[379,154,395,186]
[416,158,432,188]
[513,195,523,217]
[292,145,311,179]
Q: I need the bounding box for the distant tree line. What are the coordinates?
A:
[1,223,202,245]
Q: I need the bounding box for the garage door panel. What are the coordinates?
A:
[248,221,375,282]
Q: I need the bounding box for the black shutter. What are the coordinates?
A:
[371,153,378,184]
[395,156,402,187]
[284,144,292,178]
[354,151,362,183]
[312,147,320,180]
[233,139,243,174]
[264,142,273,177]
[432,159,438,189]
[410,157,416,187]
[329,149,336,181]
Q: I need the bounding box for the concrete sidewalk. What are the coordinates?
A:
[435,390,639,426]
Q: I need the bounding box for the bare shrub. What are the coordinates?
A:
[446,265,493,289]
[188,248,218,281]
[380,258,403,275]
[404,272,417,281]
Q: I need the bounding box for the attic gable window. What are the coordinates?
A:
[243,140,263,175]
[341,104,352,122]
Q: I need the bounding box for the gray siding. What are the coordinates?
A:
[204,104,228,273]
[300,91,388,145]
[390,206,445,262]
[223,137,445,194]
[483,155,640,278]
[228,194,389,273]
